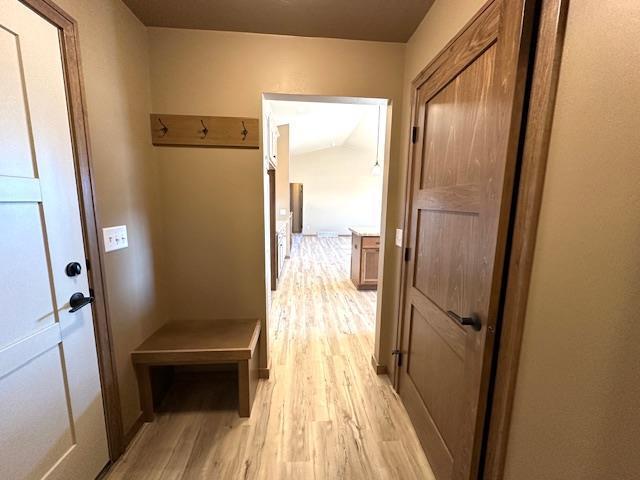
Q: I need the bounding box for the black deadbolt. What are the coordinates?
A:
[66,262,82,277]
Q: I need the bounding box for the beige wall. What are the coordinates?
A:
[374,0,486,371]
[147,27,405,369]
[504,1,640,478]
[38,1,639,472]
[53,0,166,433]
[275,124,290,217]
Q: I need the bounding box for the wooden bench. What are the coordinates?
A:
[132,319,261,421]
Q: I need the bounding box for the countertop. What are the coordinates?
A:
[349,226,380,237]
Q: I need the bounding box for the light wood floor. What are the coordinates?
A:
[107,236,434,479]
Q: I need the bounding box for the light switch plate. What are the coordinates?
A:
[279,208,288,216]
[395,228,403,247]
[103,225,128,252]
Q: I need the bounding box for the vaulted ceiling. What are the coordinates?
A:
[122,0,433,43]
[268,100,375,155]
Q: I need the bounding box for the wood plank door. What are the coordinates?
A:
[396,1,534,479]
[269,169,277,290]
[290,183,303,233]
[0,1,109,479]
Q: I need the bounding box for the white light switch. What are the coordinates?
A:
[395,228,403,247]
[279,208,287,216]
[103,225,128,252]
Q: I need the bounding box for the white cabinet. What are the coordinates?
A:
[268,115,279,167]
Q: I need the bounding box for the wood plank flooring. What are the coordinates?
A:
[107,236,434,479]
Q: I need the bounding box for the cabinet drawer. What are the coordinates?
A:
[362,236,380,249]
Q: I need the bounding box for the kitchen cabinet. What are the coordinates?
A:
[349,227,380,290]
[273,216,290,289]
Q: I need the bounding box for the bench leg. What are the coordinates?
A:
[135,364,155,422]
[238,354,259,417]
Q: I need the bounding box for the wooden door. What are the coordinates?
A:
[290,183,303,233]
[397,1,534,479]
[268,169,277,290]
[0,1,109,479]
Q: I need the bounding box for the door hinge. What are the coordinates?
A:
[392,349,403,367]
[85,258,91,271]
[411,126,418,144]
[404,247,411,262]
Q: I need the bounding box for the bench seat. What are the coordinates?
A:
[132,319,261,420]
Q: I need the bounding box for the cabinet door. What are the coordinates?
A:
[361,248,379,285]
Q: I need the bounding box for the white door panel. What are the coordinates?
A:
[0,1,109,479]
[0,24,34,178]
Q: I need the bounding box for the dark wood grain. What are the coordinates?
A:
[483,1,569,478]
[395,0,537,478]
[19,0,125,460]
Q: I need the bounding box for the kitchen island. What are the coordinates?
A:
[349,227,380,290]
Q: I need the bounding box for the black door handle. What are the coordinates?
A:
[69,292,94,313]
[447,311,482,331]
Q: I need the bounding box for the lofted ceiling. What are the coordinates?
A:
[267,100,380,156]
[122,0,433,43]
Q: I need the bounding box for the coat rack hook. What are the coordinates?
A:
[241,121,249,141]
[200,119,209,139]
[158,118,169,137]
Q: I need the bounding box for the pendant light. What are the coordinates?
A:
[372,105,382,176]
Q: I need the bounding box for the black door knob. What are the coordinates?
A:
[69,292,94,312]
[66,262,82,277]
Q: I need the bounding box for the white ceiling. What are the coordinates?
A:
[267,100,380,156]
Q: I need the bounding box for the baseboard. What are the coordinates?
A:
[96,461,113,480]
[96,412,144,479]
[124,412,145,448]
[370,355,387,375]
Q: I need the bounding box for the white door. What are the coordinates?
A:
[0,1,109,479]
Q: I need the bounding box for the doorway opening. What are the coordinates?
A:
[262,93,390,312]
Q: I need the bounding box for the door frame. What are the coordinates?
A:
[18,0,125,461]
[482,0,569,477]
[268,168,277,290]
[392,0,569,478]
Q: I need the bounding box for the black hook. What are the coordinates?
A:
[200,119,209,139]
[241,121,249,141]
[157,118,168,137]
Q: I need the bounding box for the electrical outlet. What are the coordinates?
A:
[102,225,128,252]
[395,228,403,247]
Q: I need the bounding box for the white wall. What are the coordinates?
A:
[289,107,384,235]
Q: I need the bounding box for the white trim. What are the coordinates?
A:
[0,176,42,203]
[0,322,62,378]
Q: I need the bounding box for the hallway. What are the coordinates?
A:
[107,236,433,479]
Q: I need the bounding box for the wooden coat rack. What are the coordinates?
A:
[150,114,259,148]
